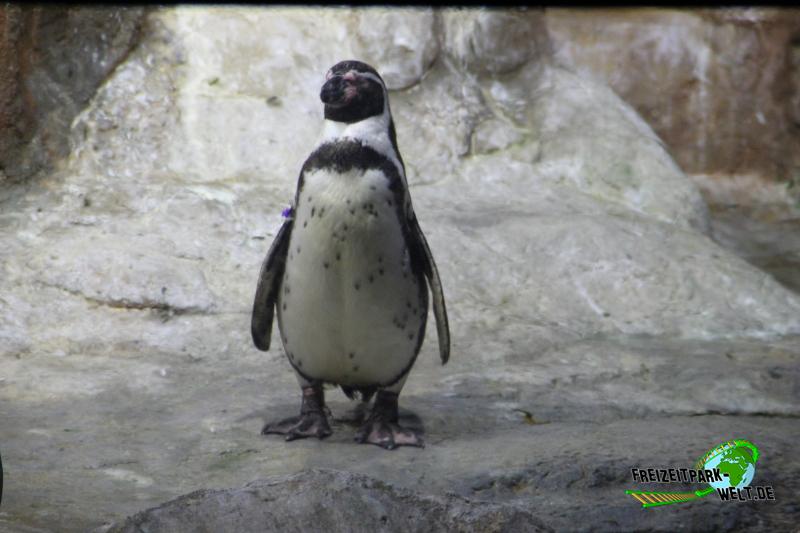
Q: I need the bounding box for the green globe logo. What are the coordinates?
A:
[626,439,761,508]
[695,439,759,491]
[702,445,756,490]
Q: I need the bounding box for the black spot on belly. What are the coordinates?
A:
[343,224,348,231]
[352,365,359,372]
[297,359,303,368]
[324,262,329,269]
[311,206,316,217]
[282,303,287,310]
[387,199,393,206]
[350,208,355,215]
[318,207,325,217]
[307,196,312,202]
[346,198,351,204]
[348,352,355,359]
[370,185,376,191]
[296,245,301,253]
[368,274,374,283]
[336,252,341,261]
[354,281,360,290]
[379,268,384,276]
[407,333,414,340]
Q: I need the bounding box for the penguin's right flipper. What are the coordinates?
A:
[408,214,450,365]
[251,218,293,351]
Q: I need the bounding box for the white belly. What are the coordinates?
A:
[277,167,426,387]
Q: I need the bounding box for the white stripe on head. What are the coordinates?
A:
[350,70,390,119]
[342,69,412,217]
[320,69,402,177]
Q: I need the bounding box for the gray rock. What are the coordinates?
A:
[103,469,549,533]
[0,6,146,182]
[545,8,800,181]
[351,10,439,90]
[441,9,548,75]
[1,7,799,533]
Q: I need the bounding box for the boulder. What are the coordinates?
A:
[104,469,548,533]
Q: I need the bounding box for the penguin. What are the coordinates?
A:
[251,60,450,450]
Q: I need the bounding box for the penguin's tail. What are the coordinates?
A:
[341,385,376,403]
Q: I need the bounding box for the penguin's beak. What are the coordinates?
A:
[320,76,346,107]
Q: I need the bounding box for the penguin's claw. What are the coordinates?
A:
[354,420,424,449]
[261,412,332,441]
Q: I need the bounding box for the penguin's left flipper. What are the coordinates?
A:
[408,214,450,364]
[251,218,293,351]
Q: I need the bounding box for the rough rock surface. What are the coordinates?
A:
[546,8,800,182]
[0,5,146,182]
[351,10,439,90]
[441,10,549,76]
[105,469,549,533]
[0,7,799,533]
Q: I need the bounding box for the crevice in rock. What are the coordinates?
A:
[36,281,211,318]
[688,410,800,419]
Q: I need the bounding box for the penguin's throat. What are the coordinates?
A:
[320,115,402,177]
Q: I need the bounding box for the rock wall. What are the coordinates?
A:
[5,6,799,192]
[546,8,800,183]
[0,5,145,182]
[2,7,799,362]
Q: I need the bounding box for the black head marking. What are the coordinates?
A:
[321,60,386,123]
[327,60,382,81]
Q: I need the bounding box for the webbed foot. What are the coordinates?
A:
[262,411,332,440]
[354,391,424,450]
[262,384,332,441]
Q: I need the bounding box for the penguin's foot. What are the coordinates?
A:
[261,384,332,441]
[261,412,332,440]
[354,391,424,450]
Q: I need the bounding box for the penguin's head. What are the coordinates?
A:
[320,60,387,123]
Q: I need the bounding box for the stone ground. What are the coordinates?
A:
[0,205,797,532]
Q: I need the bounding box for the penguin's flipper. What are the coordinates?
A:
[408,215,450,364]
[251,218,293,351]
